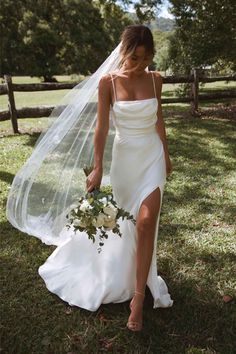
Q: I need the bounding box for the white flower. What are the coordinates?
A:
[73,218,87,228]
[103,215,117,229]
[99,197,108,205]
[92,212,107,227]
[103,202,118,219]
[79,200,93,212]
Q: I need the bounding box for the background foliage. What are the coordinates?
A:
[1,0,235,80]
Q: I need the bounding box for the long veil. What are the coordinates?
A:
[6,42,122,246]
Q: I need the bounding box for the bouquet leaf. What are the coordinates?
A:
[66,164,136,253]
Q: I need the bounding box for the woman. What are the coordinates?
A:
[6,24,174,332]
[85,25,173,331]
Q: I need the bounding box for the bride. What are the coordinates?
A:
[6,24,174,332]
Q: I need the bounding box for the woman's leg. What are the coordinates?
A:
[127,187,161,327]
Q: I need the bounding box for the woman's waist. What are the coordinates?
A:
[115,125,157,138]
[113,130,163,151]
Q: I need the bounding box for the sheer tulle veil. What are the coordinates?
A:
[6,41,123,246]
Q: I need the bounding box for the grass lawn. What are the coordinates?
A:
[0,78,236,353]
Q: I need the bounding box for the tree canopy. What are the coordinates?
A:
[1,0,235,79]
[0,0,131,79]
[167,0,236,73]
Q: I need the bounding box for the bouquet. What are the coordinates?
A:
[66,165,136,253]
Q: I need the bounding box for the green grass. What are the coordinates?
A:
[0,75,84,110]
[0,80,236,353]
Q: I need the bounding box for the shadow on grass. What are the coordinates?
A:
[199,103,236,121]
[23,132,41,146]
[1,105,236,353]
[162,90,179,98]
[1,220,235,353]
[0,170,15,184]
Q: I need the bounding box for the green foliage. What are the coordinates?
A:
[94,0,132,44]
[18,9,63,80]
[0,0,25,75]
[100,184,113,194]
[153,29,173,72]
[65,164,135,252]
[0,0,133,80]
[133,0,162,23]
[168,0,236,74]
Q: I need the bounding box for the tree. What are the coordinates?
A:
[18,0,111,79]
[132,0,163,23]
[152,30,172,73]
[0,0,26,75]
[0,0,132,80]
[116,0,163,23]
[168,0,236,73]
[92,0,132,65]
[18,7,63,80]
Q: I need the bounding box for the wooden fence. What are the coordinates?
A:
[0,69,235,134]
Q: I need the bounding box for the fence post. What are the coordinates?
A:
[4,74,19,133]
[190,68,200,116]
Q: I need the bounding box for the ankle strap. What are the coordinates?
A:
[135,290,145,297]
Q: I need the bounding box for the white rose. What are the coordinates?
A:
[79,200,93,212]
[73,218,87,228]
[103,202,118,219]
[103,216,117,229]
[92,213,107,227]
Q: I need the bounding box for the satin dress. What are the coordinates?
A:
[38,72,174,311]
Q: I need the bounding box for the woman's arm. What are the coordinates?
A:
[93,74,111,171]
[86,74,111,192]
[154,72,173,176]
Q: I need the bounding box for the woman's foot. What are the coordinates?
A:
[127,291,145,331]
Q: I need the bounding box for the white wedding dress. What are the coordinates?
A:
[38,71,174,311]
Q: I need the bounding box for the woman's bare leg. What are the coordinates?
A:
[127,187,161,327]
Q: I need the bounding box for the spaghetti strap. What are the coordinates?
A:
[151,71,157,98]
[110,73,117,102]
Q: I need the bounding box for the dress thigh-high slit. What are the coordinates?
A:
[36,72,174,311]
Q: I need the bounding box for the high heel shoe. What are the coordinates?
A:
[127,291,145,332]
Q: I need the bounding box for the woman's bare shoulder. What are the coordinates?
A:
[151,70,163,81]
[98,74,113,93]
[99,71,120,91]
[99,73,111,84]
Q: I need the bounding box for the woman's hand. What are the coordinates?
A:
[165,156,173,177]
[86,167,103,192]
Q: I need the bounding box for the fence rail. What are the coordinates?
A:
[1,70,235,134]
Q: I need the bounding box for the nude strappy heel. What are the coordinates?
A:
[127,291,145,332]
